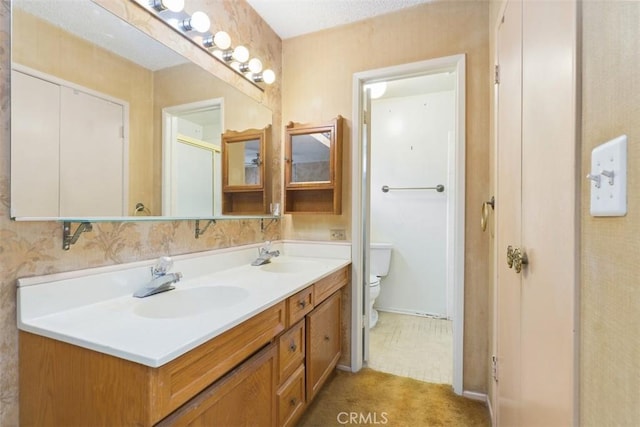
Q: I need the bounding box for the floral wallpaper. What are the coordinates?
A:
[0,1,282,424]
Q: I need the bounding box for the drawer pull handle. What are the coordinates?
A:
[324,335,330,341]
[289,343,297,352]
[290,398,297,406]
[298,300,307,308]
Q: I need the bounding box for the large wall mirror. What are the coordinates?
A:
[10,0,272,221]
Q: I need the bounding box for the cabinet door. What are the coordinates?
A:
[306,291,341,401]
[158,343,277,427]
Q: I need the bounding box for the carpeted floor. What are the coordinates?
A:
[297,368,491,427]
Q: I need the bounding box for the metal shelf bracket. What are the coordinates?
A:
[63,221,93,251]
[195,219,216,239]
[261,218,279,233]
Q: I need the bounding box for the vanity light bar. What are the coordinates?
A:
[134,0,275,87]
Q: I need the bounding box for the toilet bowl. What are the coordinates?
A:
[369,243,392,328]
[369,275,381,327]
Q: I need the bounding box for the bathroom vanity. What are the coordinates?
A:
[17,242,350,426]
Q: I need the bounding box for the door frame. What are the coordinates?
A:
[350,54,466,394]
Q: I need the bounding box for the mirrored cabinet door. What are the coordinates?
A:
[222,125,271,215]
[290,131,331,183]
[284,116,343,214]
[226,138,262,187]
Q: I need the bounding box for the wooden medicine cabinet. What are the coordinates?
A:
[284,116,343,214]
[222,125,271,215]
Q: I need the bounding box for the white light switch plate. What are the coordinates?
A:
[589,135,627,217]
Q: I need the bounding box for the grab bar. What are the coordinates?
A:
[381,184,445,193]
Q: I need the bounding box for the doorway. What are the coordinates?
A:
[351,55,466,394]
[162,99,224,217]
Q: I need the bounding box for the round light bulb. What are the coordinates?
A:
[162,0,184,12]
[187,11,210,33]
[232,46,250,63]
[213,31,231,50]
[262,69,276,85]
[367,82,387,99]
[247,58,263,74]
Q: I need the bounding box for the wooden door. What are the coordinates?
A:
[495,1,577,425]
[495,1,523,424]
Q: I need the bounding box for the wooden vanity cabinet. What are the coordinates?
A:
[306,291,342,401]
[19,266,350,427]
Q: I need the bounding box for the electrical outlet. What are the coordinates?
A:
[330,229,346,240]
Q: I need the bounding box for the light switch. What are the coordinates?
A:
[589,134,627,217]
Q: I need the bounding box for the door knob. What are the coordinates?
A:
[512,247,528,273]
[507,246,528,273]
[506,245,515,268]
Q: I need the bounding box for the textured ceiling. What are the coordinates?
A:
[246,0,434,39]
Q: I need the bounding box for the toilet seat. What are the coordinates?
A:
[369,275,380,286]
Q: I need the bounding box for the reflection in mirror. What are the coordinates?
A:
[222,126,270,215]
[291,132,331,183]
[228,139,261,186]
[10,0,272,220]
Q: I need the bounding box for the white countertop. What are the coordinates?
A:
[17,241,351,367]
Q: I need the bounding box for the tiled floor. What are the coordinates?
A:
[367,311,453,384]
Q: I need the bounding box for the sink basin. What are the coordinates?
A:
[133,286,249,319]
[260,260,320,274]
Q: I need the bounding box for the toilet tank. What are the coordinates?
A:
[369,242,392,277]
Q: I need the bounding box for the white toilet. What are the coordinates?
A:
[369,242,392,328]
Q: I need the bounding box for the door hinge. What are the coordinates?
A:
[492,355,499,382]
[120,125,125,138]
[494,65,500,85]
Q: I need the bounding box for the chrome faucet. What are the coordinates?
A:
[133,256,182,298]
[251,241,280,266]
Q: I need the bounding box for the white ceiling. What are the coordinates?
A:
[245,0,434,39]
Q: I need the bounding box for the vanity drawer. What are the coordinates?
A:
[287,286,313,326]
[278,320,305,384]
[277,364,306,427]
[313,266,349,305]
[154,301,286,421]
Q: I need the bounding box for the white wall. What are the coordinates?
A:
[371,90,454,317]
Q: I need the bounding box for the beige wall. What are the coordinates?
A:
[282,1,490,392]
[0,0,282,423]
[581,2,640,424]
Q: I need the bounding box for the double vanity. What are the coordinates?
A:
[17,241,351,426]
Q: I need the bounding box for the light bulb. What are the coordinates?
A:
[248,58,263,73]
[240,58,263,74]
[213,31,231,50]
[183,11,210,32]
[254,69,276,84]
[151,0,184,12]
[262,69,276,85]
[366,82,387,99]
[203,31,231,50]
[232,46,250,63]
